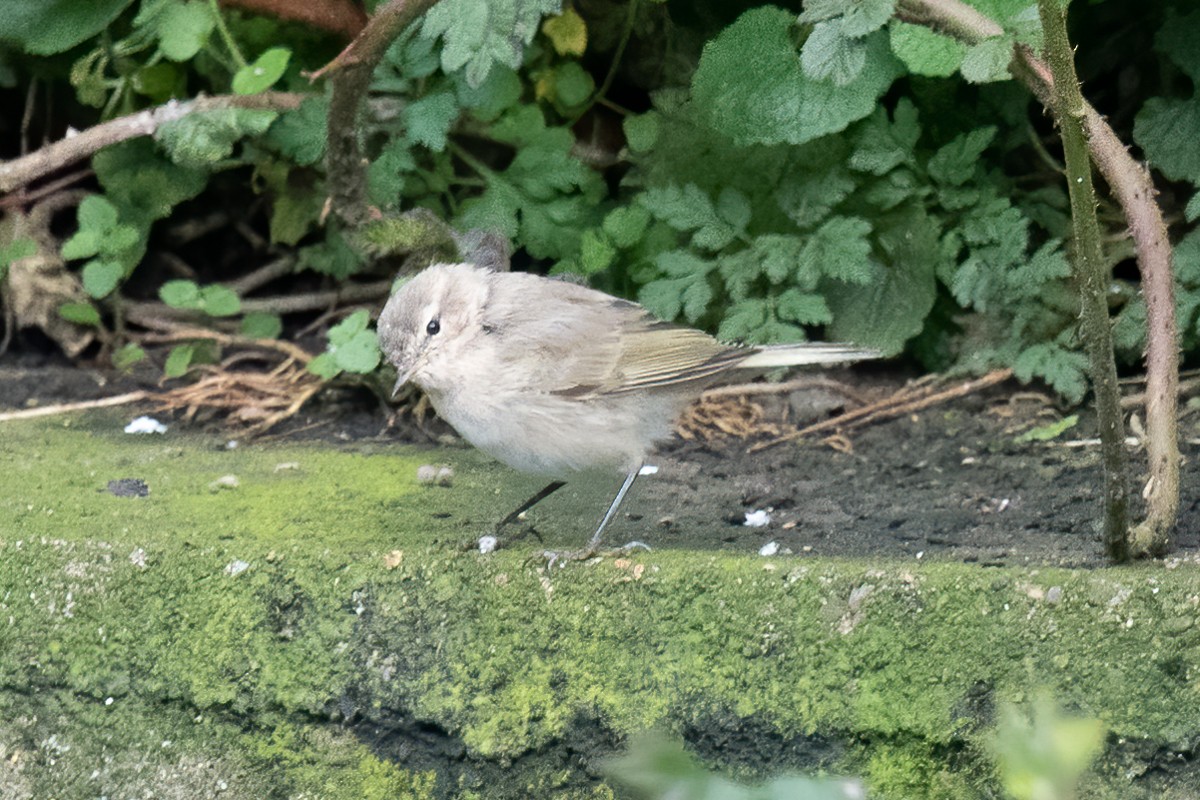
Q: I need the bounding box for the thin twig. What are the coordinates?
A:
[0,391,148,422]
[0,92,305,193]
[749,369,1012,453]
[701,376,870,405]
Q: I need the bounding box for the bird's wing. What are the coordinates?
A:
[481,275,740,399]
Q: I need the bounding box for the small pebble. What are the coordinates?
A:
[209,475,240,491]
[478,535,498,555]
[416,465,438,484]
[759,540,779,557]
[107,478,149,498]
[224,560,250,576]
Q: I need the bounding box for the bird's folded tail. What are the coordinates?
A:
[737,342,882,369]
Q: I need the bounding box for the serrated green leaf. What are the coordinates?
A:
[655,250,712,278]
[798,216,874,285]
[133,62,184,102]
[602,205,651,248]
[160,280,201,309]
[579,229,616,274]
[800,0,896,37]
[266,96,329,166]
[1134,96,1200,184]
[367,139,418,209]
[422,0,561,88]
[801,19,867,87]
[58,302,102,327]
[81,259,125,299]
[8,0,130,55]
[928,127,997,186]
[232,47,291,95]
[637,278,686,322]
[827,209,940,354]
[156,1,215,62]
[888,20,966,77]
[849,99,920,175]
[692,8,902,147]
[241,311,283,339]
[112,343,147,370]
[1013,342,1089,402]
[960,35,1013,83]
[199,285,240,317]
[403,91,460,151]
[1154,9,1200,83]
[715,188,752,234]
[456,65,522,121]
[640,184,715,232]
[1186,191,1200,223]
[94,139,207,223]
[156,108,278,168]
[163,343,196,379]
[717,299,768,342]
[298,233,364,279]
[777,288,832,325]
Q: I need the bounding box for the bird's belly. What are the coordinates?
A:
[427,389,663,476]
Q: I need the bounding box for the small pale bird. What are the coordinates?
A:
[377,263,878,560]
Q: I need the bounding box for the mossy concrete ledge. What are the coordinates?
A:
[1,414,1197,798]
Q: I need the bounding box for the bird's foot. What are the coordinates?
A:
[537,540,652,568]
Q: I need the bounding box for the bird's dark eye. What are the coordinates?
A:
[426,319,440,336]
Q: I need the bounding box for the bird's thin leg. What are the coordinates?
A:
[496,480,566,531]
[580,463,643,555]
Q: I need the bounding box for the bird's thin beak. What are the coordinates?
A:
[392,371,411,399]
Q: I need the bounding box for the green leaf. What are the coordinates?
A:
[456,65,522,121]
[156,1,216,62]
[798,216,875,285]
[112,343,147,370]
[777,288,832,325]
[542,8,587,56]
[232,47,291,95]
[602,205,651,249]
[801,19,867,87]
[4,0,132,55]
[324,312,381,374]
[1154,9,1200,83]
[717,299,768,342]
[159,280,202,309]
[1015,414,1079,443]
[78,194,120,231]
[1013,342,1090,402]
[692,8,902,147]
[928,127,997,186]
[163,343,196,379]
[800,0,896,37]
[1186,191,1200,223]
[1134,97,1200,184]
[81,260,125,299]
[960,35,1014,84]
[94,139,207,223]
[298,232,364,279]
[715,188,752,234]
[422,0,561,88]
[156,108,279,168]
[827,209,941,354]
[579,230,616,274]
[849,99,920,175]
[266,96,329,166]
[58,302,102,327]
[61,230,100,261]
[888,20,966,77]
[551,61,595,109]
[307,351,340,379]
[403,91,460,152]
[241,312,284,339]
[199,285,240,317]
[328,309,371,344]
[367,139,418,209]
[623,112,660,153]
